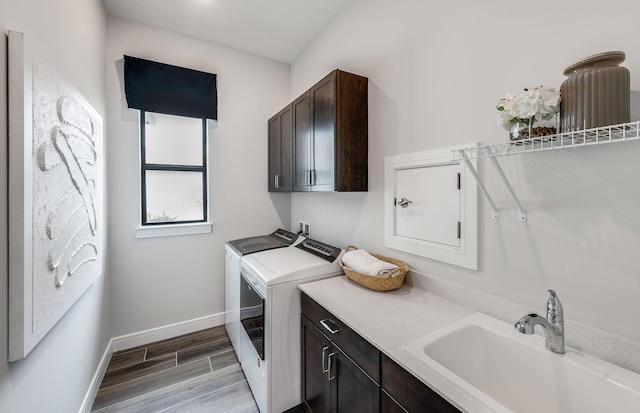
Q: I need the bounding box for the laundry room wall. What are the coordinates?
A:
[289,0,640,344]
[106,16,291,337]
[0,0,109,412]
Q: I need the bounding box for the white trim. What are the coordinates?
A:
[135,222,212,239]
[78,338,114,413]
[111,312,225,352]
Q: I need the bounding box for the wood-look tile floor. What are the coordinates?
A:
[91,325,259,413]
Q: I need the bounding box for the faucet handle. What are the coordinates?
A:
[546,289,563,323]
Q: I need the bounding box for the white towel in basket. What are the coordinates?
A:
[342,249,399,277]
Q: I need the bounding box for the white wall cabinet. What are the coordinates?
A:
[385,145,478,270]
[395,164,461,248]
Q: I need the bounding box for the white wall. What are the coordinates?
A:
[290,0,640,344]
[0,0,109,412]
[106,17,291,337]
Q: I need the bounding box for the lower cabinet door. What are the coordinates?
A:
[382,389,408,413]
[330,348,380,413]
[302,316,331,413]
[381,354,460,413]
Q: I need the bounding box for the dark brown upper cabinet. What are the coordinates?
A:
[268,104,294,192]
[269,69,368,193]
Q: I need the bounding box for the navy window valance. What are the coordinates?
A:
[124,55,217,120]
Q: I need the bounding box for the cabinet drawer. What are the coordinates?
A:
[301,293,380,382]
[381,354,460,413]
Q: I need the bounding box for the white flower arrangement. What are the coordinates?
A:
[496,86,561,130]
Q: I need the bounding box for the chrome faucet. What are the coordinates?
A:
[514,289,565,354]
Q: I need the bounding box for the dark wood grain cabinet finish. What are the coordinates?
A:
[301,292,379,382]
[268,104,293,192]
[274,69,367,193]
[382,389,409,413]
[293,92,312,192]
[301,294,380,413]
[330,346,380,413]
[301,316,331,413]
[301,292,461,413]
[301,315,380,413]
[382,354,461,413]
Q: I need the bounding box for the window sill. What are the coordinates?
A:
[135,222,213,239]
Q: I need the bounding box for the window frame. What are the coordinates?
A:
[139,110,208,226]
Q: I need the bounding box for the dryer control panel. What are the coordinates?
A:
[296,238,341,262]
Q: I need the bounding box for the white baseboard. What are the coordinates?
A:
[112,312,225,352]
[78,312,225,413]
[78,338,114,413]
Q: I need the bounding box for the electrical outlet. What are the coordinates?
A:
[299,221,310,236]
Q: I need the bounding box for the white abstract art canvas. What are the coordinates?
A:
[8,30,104,361]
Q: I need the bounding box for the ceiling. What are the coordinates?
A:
[102,0,350,63]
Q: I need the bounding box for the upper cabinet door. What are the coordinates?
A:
[268,104,293,192]
[310,75,336,192]
[279,105,293,191]
[293,93,312,192]
[267,113,281,192]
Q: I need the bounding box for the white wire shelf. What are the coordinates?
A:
[453,121,640,160]
[453,121,640,222]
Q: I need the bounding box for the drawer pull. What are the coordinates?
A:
[320,319,341,334]
[322,346,330,374]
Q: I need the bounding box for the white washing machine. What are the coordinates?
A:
[225,229,301,366]
[237,238,343,413]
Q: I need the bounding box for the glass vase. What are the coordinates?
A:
[509,119,531,141]
[509,116,558,142]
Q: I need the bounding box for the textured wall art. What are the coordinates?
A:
[8,31,104,361]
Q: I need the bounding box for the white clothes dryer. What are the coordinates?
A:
[237,238,343,413]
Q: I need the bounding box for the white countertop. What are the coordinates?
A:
[298,275,495,413]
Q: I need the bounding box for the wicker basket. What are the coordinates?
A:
[339,246,409,292]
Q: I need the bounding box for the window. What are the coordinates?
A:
[122,54,217,236]
[140,111,208,225]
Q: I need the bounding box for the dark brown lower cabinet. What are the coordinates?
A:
[331,346,380,413]
[301,316,331,413]
[381,354,460,413]
[301,315,380,413]
[381,389,408,413]
[301,292,461,413]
